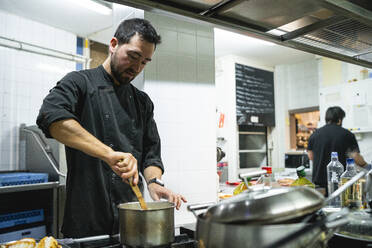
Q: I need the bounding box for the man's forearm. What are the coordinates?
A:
[144,166,162,183]
[49,118,112,161]
[351,152,367,167]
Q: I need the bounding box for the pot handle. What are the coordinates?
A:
[187,202,215,217]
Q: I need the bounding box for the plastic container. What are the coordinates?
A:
[340,158,363,209]
[0,209,44,229]
[0,173,48,186]
[326,152,344,207]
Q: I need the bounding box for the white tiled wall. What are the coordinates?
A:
[144,12,216,225]
[273,57,318,168]
[0,10,76,171]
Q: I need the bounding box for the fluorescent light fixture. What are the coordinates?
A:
[267,29,286,36]
[214,28,276,46]
[68,0,112,15]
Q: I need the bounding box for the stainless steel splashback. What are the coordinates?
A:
[19,124,67,183]
[106,0,372,68]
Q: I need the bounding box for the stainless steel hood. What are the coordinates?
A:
[106,0,372,68]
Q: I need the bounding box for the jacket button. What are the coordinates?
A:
[105,114,110,119]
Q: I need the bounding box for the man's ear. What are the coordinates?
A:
[109,37,118,53]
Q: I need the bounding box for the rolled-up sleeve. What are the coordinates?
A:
[141,98,164,174]
[36,72,85,138]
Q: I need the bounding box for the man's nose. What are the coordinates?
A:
[132,61,141,73]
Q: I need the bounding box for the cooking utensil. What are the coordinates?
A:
[188,170,371,248]
[117,158,147,210]
[118,201,175,247]
[192,170,367,225]
[128,177,147,210]
[193,209,348,248]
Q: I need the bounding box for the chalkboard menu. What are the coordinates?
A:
[235,63,275,126]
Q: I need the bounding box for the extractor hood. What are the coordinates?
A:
[106,0,372,68]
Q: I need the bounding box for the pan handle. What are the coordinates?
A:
[264,208,349,248]
[239,170,267,189]
[187,202,215,217]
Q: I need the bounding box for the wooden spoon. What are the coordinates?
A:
[117,158,148,210]
[129,177,148,210]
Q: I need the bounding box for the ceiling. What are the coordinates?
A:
[214,28,314,66]
[106,0,372,68]
[0,0,314,67]
[0,0,115,44]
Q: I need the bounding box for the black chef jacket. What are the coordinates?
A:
[36,65,164,238]
[308,123,359,188]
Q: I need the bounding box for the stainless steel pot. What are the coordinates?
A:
[194,211,346,248]
[118,201,175,247]
[187,170,370,248]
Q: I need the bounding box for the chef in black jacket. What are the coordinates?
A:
[307,106,369,194]
[37,18,186,238]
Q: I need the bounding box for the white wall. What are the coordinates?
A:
[318,58,372,163]
[267,57,319,171]
[0,10,76,171]
[144,12,216,225]
[215,55,274,182]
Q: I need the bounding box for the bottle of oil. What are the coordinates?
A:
[291,166,315,188]
[340,158,363,209]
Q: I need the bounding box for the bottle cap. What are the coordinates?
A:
[331,152,338,157]
[346,158,355,164]
[296,166,306,177]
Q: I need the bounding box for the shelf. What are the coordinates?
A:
[348,128,372,133]
[238,131,266,135]
[239,149,267,153]
[0,182,60,194]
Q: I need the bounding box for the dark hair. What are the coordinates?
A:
[114,18,161,47]
[325,106,345,124]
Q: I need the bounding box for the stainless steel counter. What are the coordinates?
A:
[0,181,59,194]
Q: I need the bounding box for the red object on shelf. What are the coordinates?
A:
[225,181,241,185]
[262,166,272,174]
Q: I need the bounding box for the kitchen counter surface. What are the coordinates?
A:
[0,181,60,193]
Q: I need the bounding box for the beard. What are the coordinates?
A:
[110,52,135,85]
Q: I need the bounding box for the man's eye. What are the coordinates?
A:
[129,54,138,60]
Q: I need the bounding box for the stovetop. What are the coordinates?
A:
[60,227,197,248]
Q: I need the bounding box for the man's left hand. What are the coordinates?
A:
[147,183,187,210]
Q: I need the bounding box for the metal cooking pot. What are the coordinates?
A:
[118,201,175,247]
[188,170,369,248]
[203,186,324,224]
[194,210,346,248]
[198,170,368,225]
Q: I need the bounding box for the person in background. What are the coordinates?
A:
[307,106,370,195]
[37,18,186,238]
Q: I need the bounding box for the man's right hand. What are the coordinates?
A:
[104,151,139,185]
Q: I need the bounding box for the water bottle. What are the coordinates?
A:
[340,158,363,209]
[326,152,344,207]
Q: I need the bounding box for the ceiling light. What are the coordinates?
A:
[68,0,112,15]
[267,29,287,36]
[215,28,276,46]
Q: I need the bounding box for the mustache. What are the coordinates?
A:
[125,69,136,76]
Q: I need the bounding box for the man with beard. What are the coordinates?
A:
[37,18,186,238]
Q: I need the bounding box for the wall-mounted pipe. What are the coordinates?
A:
[0,35,90,68]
